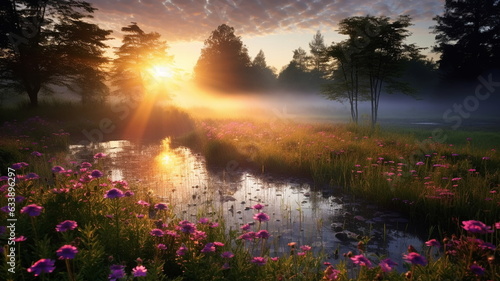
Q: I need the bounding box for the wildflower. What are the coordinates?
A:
[252,203,264,210]
[178,220,196,234]
[56,220,78,232]
[210,222,219,228]
[403,252,427,266]
[222,262,231,270]
[271,257,279,261]
[132,265,147,277]
[256,229,270,239]
[154,203,168,210]
[213,241,224,247]
[11,162,29,170]
[51,166,65,173]
[350,254,372,267]
[25,173,40,180]
[199,217,209,224]
[157,244,167,250]
[191,230,207,240]
[462,220,494,234]
[323,265,340,280]
[478,241,496,251]
[297,252,306,256]
[300,245,312,252]
[137,200,150,206]
[240,223,251,231]
[253,212,270,222]
[496,222,500,229]
[81,162,92,168]
[27,259,55,276]
[176,245,188,256]
[91,169,104,178]
[201,242,216,253]
[109,265,125,280]
[379,258,398,272]
[150,229,164,237]
[416,161,424,166]
[221,251,234,258]
[470,264,485,276]
[251,256,267,266]
[31,151,43,157]
[238,231,256,240]
[124,190,134,197]
[93,152,106,159]
[21,204,43,216]
[56,245,78,259]
[14,236,27,242]
[425,239,441,247]
[482,156,490,160]
[105,188,124,199]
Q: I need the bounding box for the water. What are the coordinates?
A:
[69,138,424,268]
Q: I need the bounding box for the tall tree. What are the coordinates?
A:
[323,15,422,127]
[309,30,328,72]
[250,49,276,90]
[433,0,500,80]
[194,24,252,91]
[0,0,111,106]
[111,23,172,101]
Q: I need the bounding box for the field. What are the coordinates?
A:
[0,105,499,280]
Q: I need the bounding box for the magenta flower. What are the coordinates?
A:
[379,258,398,272]
[132,265,147,277]
[56,220,78,232]
[154,203,168,210]
[178,220,196,233]
[25,173,40,180]
[403,252,427,266]
[199,217,210,224]
[137,200,150,206]
[252,203,264,210]
[300,245,312,252]
[251,256,267,266]
[91,169,104,178]
[157,243,167,250]
[27,259,55,276]
[81,162,92,168]
[93,152,106,159]
[253,212,270,222]
[256,230,270,239]
[221,251,234,258]
[462,220,494,234]
[109,265,125,281]
[12,162,28,169]
[201,242,216,253]
[240,224,251,231]
[350,254,372,267]
[176,245,188,256]
[31,151,43,157]
[150,228,165,237]
[51,166,65,173]
[496,222,500,229]
[56,245,78,259]
[470,264,485,276]
[425,239,441,247]
[238,231,256,240]
[213,241,224,247]
[104,188,124,199]
[21,204,43,216]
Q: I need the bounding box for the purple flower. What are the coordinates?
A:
[124,190,134,197]
[201,242,216,253]
[51,166,65,173]
[324,265,340,280]
[256,230,270,239]
[470,264,485,276]
[240,223,251,231]
[25,173,40,180]
[93,152,106,159]
[403,252,427,266]
[27,259,55,276]
[31,151,43,157]
[91,169,104,178]
[238,231,256,241]
[21,204,43,216]
[176,245,188,256]
[137,200,150,206]
[150,228,165,237]
[496,222,500,229]
[81,162,92,168]
[56,245,78,259]
[56,220,78,232]
[300,245,312,252]
[252,203,264,210]
[221,251,234,258]
[157,244,167,250]
[199,217,210,224]
[109,265,125,280]
[462,220,494,234]
[105,188,124,199]
[350,254,372,267]
[154,203,168,210]
[12,162,28,170]
[425,239,441,247]
[251,256,267,266]
[253,212,270,222]
[379,258,398,272]
[178,220,196,233]
[132,265,147,277]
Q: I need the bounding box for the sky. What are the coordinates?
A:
[87,0,445,76]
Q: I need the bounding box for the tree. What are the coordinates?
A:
[309,31,328,73]
[194,24,252,91]
[0,0,111,106]
[432,0,500,80]
[323,15,423,126]
[111,23,172,101]
[250,49,276,90]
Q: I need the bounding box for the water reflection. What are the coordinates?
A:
[69,138,424,268]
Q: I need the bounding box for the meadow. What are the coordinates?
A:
[0,105,499,280]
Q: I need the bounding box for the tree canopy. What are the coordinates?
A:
[194,24,253,92]
[433,0,500,80]
[0,0,111,106]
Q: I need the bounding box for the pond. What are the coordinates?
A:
[69,138,425,269]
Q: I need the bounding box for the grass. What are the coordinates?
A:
[0,108,499,280]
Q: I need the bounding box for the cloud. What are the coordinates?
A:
[87,0,443,42]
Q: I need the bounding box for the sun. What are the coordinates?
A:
[150,65,174,79]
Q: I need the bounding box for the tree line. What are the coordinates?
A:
[1,0,499,126]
